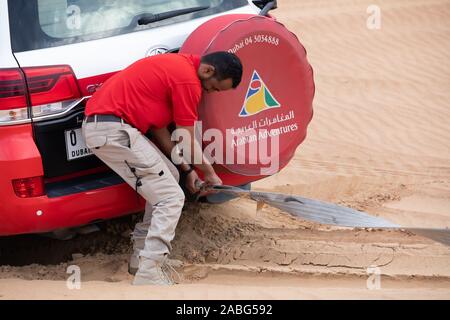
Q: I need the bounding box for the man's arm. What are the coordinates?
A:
[174,125,218,178]
[150,127,190,172]
[150,126,222,190]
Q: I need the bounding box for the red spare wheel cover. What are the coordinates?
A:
[180,14,315,186]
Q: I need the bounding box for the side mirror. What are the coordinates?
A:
[253,0,278,16]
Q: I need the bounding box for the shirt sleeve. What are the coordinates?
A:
[171,83,202,126]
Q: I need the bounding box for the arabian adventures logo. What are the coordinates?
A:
[239,70,280,117]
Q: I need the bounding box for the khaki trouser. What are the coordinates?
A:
[81,118,185,262]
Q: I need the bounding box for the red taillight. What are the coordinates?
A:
[0,68,27,110]
[12,176,45,198]
[0,65,81,123]
[0,65,81,109]
[23,65,81,106]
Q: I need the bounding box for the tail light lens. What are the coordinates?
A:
[0,69,29,123]
[0,65,81,124]
[12,176,45,198]
[25,65,81,118]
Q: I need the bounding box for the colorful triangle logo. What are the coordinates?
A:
[239,70,280,117]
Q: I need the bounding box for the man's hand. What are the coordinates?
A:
[203,171,223,187]
[185,170,201,194]
[185,170,222,194]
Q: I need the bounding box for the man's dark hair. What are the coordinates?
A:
[201,52,243,88]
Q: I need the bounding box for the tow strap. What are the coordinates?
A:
[207,185,450,247]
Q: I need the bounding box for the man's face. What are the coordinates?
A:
[198,63,233,93]
[201,77,233,93]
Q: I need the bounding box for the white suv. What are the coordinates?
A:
[0,0,275,237]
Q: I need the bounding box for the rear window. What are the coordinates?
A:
[8,0,249,52]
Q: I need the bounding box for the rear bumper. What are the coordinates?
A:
[0,124,143,236]
[0,182,143,236]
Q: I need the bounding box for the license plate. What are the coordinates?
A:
[65,128,93,161]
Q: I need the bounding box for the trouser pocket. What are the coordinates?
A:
[124,161,165,182]
[85,135,108,149]
[82,122,109,149]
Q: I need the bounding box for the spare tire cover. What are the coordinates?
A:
[180,14,315,186]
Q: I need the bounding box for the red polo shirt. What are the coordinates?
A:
[85,53,202,133]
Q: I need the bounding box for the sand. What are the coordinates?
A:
[1,0,450,299]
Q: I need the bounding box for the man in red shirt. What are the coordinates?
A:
[82,52,243,285]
